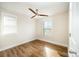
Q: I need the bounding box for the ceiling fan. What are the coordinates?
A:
[28,8,48,19]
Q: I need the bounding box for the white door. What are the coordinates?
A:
[69,3,79,57]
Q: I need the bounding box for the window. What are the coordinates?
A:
[43,21,53,36]
[44,21,53,29]
[1,13,17,35]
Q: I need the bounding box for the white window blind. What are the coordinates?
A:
[1,14,17,35]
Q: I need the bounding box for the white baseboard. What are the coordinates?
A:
[36,36,68,47]
[0,37,36,51]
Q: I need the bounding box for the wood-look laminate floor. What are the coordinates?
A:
[0,39,68,57]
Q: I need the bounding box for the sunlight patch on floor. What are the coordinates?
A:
[44,46,60,57]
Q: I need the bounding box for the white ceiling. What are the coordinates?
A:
[0,2,69,16]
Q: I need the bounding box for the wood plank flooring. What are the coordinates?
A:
[0,39,68,57]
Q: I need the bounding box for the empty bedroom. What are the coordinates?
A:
[0,2,69,57]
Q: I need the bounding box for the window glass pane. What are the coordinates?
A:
[43,21,53,36]
[44,29,50,36]
[44,21,53,29]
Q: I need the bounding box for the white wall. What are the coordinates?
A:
[0,8,36,51]
[36,11,69,47]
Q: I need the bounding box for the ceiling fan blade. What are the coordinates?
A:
[28,8,37,14]
[39,14,48,16]
[31,14,37,19]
